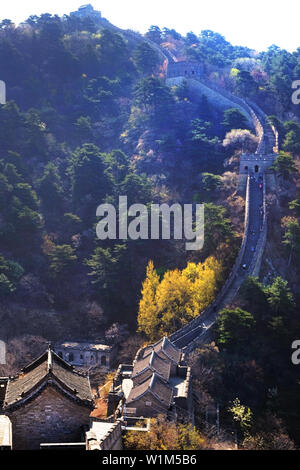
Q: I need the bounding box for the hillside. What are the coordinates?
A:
[1,6,300,449]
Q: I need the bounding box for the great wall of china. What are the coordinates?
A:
[104,33,281,425]
[155,47,279,353]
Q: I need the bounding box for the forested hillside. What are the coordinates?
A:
[1,10,300,448]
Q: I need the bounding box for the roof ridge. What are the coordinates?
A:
[48,347,52,373]
[149,351,155,367]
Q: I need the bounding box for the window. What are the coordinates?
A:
[101,355,107,366]
[255,165,259,173]
[146,401,152,406]
[68,352,74,362]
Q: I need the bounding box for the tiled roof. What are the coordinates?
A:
[52,358,93,402]
[142,337,182,364]
[57,342,112,352]
[126,373,173,408]
[132,351,171,382]
[3,349,93,409]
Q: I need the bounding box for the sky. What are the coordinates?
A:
[1,0,300,52]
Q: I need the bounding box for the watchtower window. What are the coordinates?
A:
[101,356,107,366]
[255,165,259,173]
[245,166,248,171]
[192,70,195,75]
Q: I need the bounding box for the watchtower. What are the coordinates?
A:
[166,61,203,79]
[238,153,276,193]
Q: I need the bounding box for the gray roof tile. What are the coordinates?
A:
[3,349,93,409]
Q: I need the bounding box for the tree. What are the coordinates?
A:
[271,151,297,179]
[69,144,111,223]
[0,173,12,209]
[243,414,295,450]
[124,415,207,450]
[14,183,39,211]
[133,77,174,128]
[0,256,24,295]
[63,213,82,239]
[85,245,126,291]
[138,257,222,340]
[0,273,14,296]
[222,108,249,132]
[38,163,63,213]
[13,206,43,237]
[104,150,130,189]
[223,129,258,153]
[137,260,160,341]
[234,70,258,97]
[155,268,197,334]
[48,244,77,278]
[202,203,235,258]
[240,276,269,318]
[97,29,132,79]
[215,308,256,353]
[289,199,300,217]
[120,172,153,206]
[145,26,162,44]
[4,163,23,185]
[282,217,300,266]
[74,116,93,144]
[133,42,160,76]
[201,173,222,195]
[266,277,295,315]
[185,32,199,46]
[228,398,252,440]
[283,130,300,156]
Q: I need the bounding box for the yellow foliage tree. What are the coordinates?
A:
[156,269,196,334]
[124,415,207,450]
[138,257,223,340]
[137,260,160,341]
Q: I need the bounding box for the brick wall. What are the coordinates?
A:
[8,386,92,450]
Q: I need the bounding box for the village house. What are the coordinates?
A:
[0,348,94,450]
[54,341,115,369]
[109,337,193,422]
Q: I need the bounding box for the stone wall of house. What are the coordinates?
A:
[126,393,169,418]
[8,386,92,450]
[55,346,114,369]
